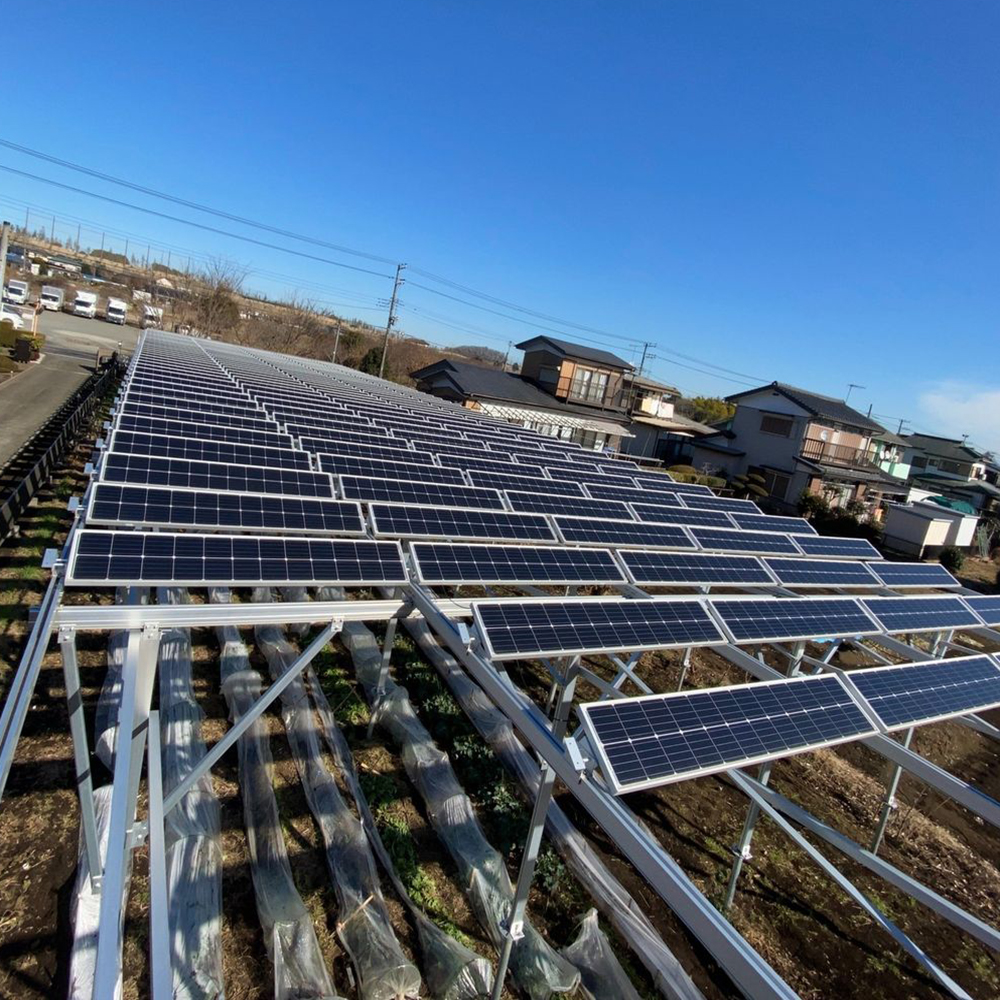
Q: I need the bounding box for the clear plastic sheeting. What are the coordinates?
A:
[317,588,580,1000]
[303,661,495,1000]
[280,586,311,637]
[562,910,642,1000]
[208,588,342,1000]
[157,588,224,999]
[251,587,422,1000]
[94,586,146,769]
[402,616,705,1000]
[68,786,129,1000]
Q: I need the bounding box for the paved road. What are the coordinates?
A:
[0,314,140,468]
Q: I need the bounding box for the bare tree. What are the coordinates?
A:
[194,258,247,339]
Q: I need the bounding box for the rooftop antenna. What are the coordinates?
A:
[845,383,865,402]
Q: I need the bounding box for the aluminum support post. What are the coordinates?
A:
[93,624,160,1000]
[59,628,102,886]
[740,774,1000,953]
[146,710,172,999]
[871,728,915,855]
[491,664,579,1000]
[727,771,973,999]
[162,620,339,816]
[676,647,693,691]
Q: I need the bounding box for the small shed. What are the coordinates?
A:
[882,501,979,558]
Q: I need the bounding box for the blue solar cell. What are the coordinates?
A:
[630,503,735,529]
[711,597,880,643]
[554,516,696,550]
[504,492,634,520]
[369,504,557,543]
[689,527,800,555]
[620,551,775,587]
[729,514,817,536]
[318,453,466,485]
[411,543,626,585]
[793,535,882,560]
[860,597,981,633]
[763,558,881,588]
[867,563,959,589]
[962,595,1000,627]
[339,476,507,510]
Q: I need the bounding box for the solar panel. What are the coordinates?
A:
[793,535,882,561]
[711,597,881,644]
[729,514,818,536]
[467,471,584,497]
[867,562,960,589]
[88,483,366,535]
[474,598,725,659]
[584,484,681,506]
[116,417,298,450]
[318,453,466,485]
[285,425,399,447]
[689,527,800,556]
[579,674,877,793]
[369,504,557,543]
[620,551,776,587]
[66,530,407,586]
[504,492,634,520]
[123,392,262,417]
[632,477,711,495]
[848,656,1000,731]
[437,456,545,478]
[762,558,881,588]
[109,431,311,470]
[119,403,277,431]
[339,476,507,510]
[859,597,981,634]
[411,543,626,586]
[301,439,431,463]
[101,453,335,498]
[630,503,736,529]
[553,516,697,551]
[962,595,1000,627]
[680,496,761,514]
[545,470,639,489]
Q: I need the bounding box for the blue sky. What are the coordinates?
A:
[4,1,998,450]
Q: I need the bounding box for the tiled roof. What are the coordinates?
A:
[727,381,884,433]
[515,336,632,369]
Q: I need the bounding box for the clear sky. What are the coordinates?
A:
[4,1,997,450]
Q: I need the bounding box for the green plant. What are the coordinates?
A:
[359,346,384,375]
[798,491,831,518]
[939,546,965,572]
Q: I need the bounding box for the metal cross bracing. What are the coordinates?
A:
[6,328,1000,1000]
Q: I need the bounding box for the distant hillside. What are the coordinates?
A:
[450,345,505,367]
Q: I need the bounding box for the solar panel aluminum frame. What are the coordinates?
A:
[705,595,885,646]
[410,542,626,587]
[64,530,408,587]
[859,597,982,635]
[552,515,698,552]
[688,527,802,557]
[471,595,726,662]
[866,563,962,590]
[577,674,880,794]
[961,596,1000,628]
[108,431,312,471]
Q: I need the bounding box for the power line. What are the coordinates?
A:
[0,162,396,280]
[0,138,398,266]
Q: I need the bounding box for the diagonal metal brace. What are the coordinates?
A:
[162,620,341,816]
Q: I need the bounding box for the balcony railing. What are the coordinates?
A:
[800,438,880,470]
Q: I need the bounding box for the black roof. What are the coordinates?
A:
[904,433,985,464]
[727,381,884,433]
[410,359,628,419]
[515,336,632,369]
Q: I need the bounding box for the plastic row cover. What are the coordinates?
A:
[252,587,421,1000]
[402,616,705,1000]
[316,587,579,1000]
[563,909,642,1000]
[208,588,342,1000]
[157,588,224,999]
[302,659,495,1000]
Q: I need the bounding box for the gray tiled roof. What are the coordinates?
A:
[727,381,884,433]
[515,336,632,369]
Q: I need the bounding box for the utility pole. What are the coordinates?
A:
[637,341,655,376]
[897,418,909,435]
[0,222,10,306]
[378,263,406,379]
[124,238,129,261]
[501,341,513,371]
[866,403,873,418]
[332,319,342,363]
[845,383,865,403]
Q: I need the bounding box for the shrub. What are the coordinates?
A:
[358,346,384,375]
[798,491,831,518]
[939,547,965,573]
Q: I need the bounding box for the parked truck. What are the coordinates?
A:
[141,304,164,329]
[73,290,98,318]
[39,285,64,311]
[105,297,128,325]
[3,279,29,305]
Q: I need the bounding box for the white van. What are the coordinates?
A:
[73,290,98,318]
[3,279,29,305]
[40,286,64,311]
[106,298,128,325]
[142,304,164,329]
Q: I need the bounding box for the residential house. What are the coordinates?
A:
[903,434,998,515]
[689,381,908,512]
[411,336,633,450]
[870,430,915,480]
[619,373,719,464]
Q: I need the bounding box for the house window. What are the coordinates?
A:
[569,367,609,404]
[760,413,794,437]
[760,469,791,500]
[537,366,559,388]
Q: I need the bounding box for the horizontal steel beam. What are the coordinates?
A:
[51,597,473,631]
